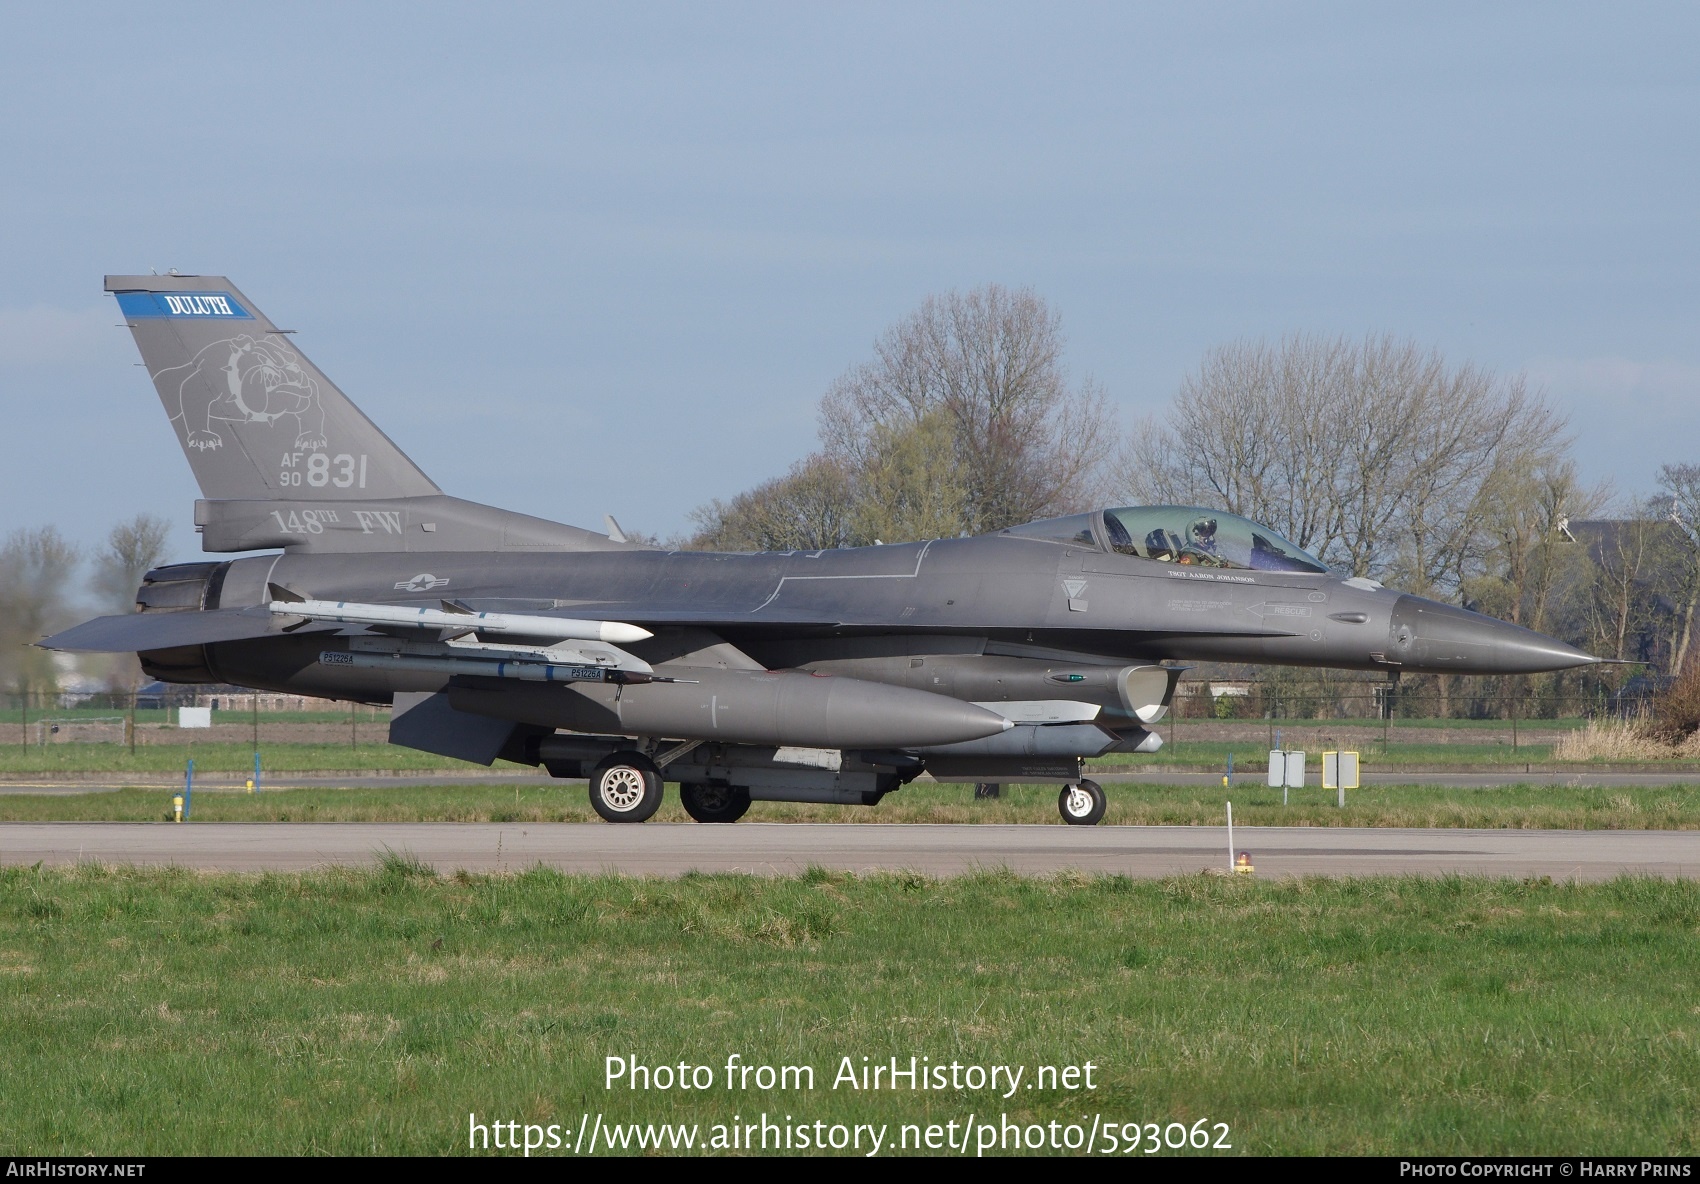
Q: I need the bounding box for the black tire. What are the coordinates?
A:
[588,752,664,823]
[679,781,752,824]
[1058,779,1106,826]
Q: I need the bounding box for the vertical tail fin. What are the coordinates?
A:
[106,274,439,502]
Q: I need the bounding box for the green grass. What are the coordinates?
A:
[1233,716,1590,731]
[0,741,494,775]
[7,779,1700,829]
[0,708,378,726]
[1115,739,1700,771]
[0,709,1693,778]
[8,732,1697,779]
[0,709,1599,731]
[1,864,1696,1155]
[6,739,1698,779]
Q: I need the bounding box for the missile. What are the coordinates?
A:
[271,598,652,644]
[320,629,656,678]
[321,650,662,684]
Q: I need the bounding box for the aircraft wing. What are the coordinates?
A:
[37,608,339,653]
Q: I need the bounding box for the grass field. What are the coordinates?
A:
[7,709,1695,779]
[2,863,1696,1155]
[4,738,1700,780]
[0,741,471,775]
[7,779,1700,829]
[1125,738,1663,770]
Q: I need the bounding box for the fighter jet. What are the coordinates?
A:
[42,275,1602,826]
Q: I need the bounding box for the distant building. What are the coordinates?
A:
[197,689,338,712]
[1175,678,1252,699]
[136,681,340,712]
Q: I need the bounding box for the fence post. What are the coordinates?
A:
[19,692,26,750]
[1383,676,1395,752]
[1511,685,1519,751]
[128,687,137,754]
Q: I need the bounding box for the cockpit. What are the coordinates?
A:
[1000,506,1329,574]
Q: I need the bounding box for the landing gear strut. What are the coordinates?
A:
[1058,779,1106,826]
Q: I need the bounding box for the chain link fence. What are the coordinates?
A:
[1167,677,1642,723]
[0,673,1662,762]
[1,688,388,754]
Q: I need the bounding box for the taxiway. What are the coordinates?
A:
[1,822,1694,880]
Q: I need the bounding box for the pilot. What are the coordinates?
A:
[1188,517,1220,555]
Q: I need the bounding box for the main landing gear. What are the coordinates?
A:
[588,751,665,823]
[576,745,1109,826]
[678,780,752,824]
[1058,779,1106,826]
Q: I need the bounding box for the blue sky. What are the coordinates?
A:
[2,3,1695,562]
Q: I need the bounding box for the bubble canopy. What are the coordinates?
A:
[1000,507,1328,574]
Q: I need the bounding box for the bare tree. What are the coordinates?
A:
[1117,333,1568,598]
[1465,456,1602,633]
[86,514,172,690]
[92,514,171,614]
[1652,463,1700,674]
[687,285,1112,551]
[1587,506,1664,663]
[820,285,1111,536]
[0,527,80,693]
[847,410,969,545]
[689,455,858,552]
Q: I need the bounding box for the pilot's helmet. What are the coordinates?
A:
[1189,516,1219,545]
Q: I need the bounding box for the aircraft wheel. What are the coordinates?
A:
[679,781,751,824]
[588,752,663,823]
[1058,779,1106,826]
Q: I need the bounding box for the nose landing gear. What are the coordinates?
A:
[1058,779,1106,826]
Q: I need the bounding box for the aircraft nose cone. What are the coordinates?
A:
[1388,595,1598,674]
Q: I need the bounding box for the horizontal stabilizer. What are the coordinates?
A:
[38,608,336,654]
